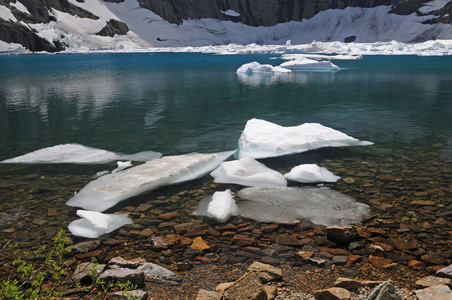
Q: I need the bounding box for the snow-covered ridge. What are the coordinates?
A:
[1,0,452,54]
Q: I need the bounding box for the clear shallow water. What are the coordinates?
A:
[0,52,451,160]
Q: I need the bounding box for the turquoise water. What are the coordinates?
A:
[0,53,451,160]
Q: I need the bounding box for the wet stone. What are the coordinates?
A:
[415,284,452,300]
[416,276,452,288]
[314,287,351,300]
[69,240,101,253]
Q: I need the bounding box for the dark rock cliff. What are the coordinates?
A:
[1,0,451,52]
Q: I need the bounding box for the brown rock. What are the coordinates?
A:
[409,260,426,270]
[392,239,419,251]
[314,287,351,300]
[190,236,210,251]
[422,254,448,265]
[369,255,393,268]
[216,282,234,293]
[180,236,193,246]
[223,272,266,300]
[415,284,452,300]
[158,211,180,220]
[247,261,282,283]
[277,233,302,246]
[232,234,255,246]
[195,289,224,300]
[326,226,357,244]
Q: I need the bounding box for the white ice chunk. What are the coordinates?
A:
[419,0,450,14]
[279,57,340,71]
[237,186,369,226]
[210,157,287,188]
[66,151,236,212]
[221,9,240,17]
[1,143,161,164]
[68,210,133,238]
[237,61,291,74]
[238,119,373,159]
[112,161,133,173]
[284,164,340,183]
[193,189,238,223]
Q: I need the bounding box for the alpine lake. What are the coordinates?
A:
[0,52,451,298]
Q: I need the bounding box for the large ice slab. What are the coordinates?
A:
[68,210,133,238]
[284,164,340,183]
[237,186,369,226]
[193,189,238,222]
[279,57,339,71]
[210,157,287,188]
[1,143,161,164]
[66,151,236,212]
[238,119,373,159]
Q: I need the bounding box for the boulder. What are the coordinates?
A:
[415,284,452,300]
[314,287,351,300]
[247,261,282,283]
[99,268,145,288]
[367,281,403,300]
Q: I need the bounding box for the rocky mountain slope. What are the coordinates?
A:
[0,0,451,52]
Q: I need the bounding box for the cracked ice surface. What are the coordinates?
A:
[66,150,236,212]
[237,186,369,227]
[238,119,373,159]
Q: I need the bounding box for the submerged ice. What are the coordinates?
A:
[66,151,236,212]
[237,186,369,226]
[1,143,161,164]
[68,210,133,238]
[238,119,373,159]
[210,157,287,188]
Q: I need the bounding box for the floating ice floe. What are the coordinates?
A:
[238,119,373,159]
[66,151,236,212]
[193,189,238,222]
[210,157,287,188]
[237,186,369,226]
[281,53,362,61]
[0,143,161,164]
[68,210,133,238]
[112,161,133,173]
[284,164,340,183]
[279,57,340,71]
[236,61,291,74]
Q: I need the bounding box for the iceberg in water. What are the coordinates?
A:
[237,61,291,74]
[1,143,161,164]
[193,189,238,223]
[237,186,369,226]
[284,164,340,183]
[279,57,339,71]
[68,210,133,239]
[238,119,373,159]
[210,157,287,188]
[66,151,236,212]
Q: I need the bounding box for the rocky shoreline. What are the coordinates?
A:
[0,144,451,299]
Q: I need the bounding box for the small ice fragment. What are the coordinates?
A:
[237,62,291,74]
[210,157,287,188]
[112,161,133,173]
[193,189,238,222]
[284,164,340,183]
[68,210,133,238]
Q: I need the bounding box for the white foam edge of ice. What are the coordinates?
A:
[66,150,236,212]
[193,189,239,223]
[0,143,162,164]
[284,164,340,183]
[210,157,287,188]
[281,53,362,61]
[236,186,370,227]
[68,210,133,238]
[238,118,373,159]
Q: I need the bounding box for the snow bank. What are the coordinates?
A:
[210,157,287,188]
[237,186,369,226]
[238,119,373,159]
[284,164,340,183]
[236,61,291,74]
[279,57,340,71]
[193,189,238,222]
[68,210,133,238]
[66,150,236,212]
[0,144,161,164]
